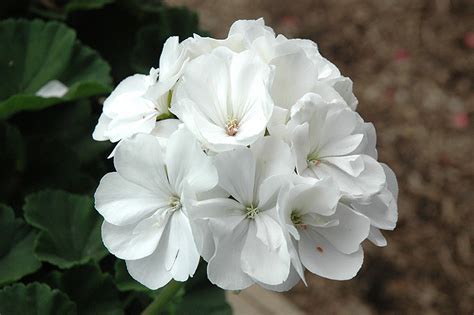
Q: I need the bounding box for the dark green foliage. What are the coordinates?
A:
[0,204,41,286]
[45,263,122,315]
[24,190,107,268]
[0,19,112,119]
[0,283,77,315]
[0,1,231,314]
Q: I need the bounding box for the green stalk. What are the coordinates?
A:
[141,280,183,315]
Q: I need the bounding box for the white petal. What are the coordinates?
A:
[318,134,364,158]
[351,189,398,230]
[165,211,200,281]
[258,266,302,292]
[166,128,218,194]
[270,51,317,109]
[104,75,152,115]
[94,173,168,226]
[191,198,246,220]
[251,136,294,189]
[330,77,358,110]
[172,49,231,128]
[207,220,254,290]
[316,107,358,150]
[315,155,386,200]
[317,204,370,254]
[105,104,157,142]
[230,50,273,120]
[92,113,111,141]
[150,118,181,148]
[214,148,256,205]
[114,134,172,197]
[102,74,158,142]
[311,82,347,106]
[289,177,340,216]
[241,221,290,285]
[267,106,291,143]
[254,211,285,250]
[228,18,275,44]
[158,36,188,81]
[126,229,173,290]
[191,218,215,261]
[291,123,312,175]
[101,211,169,260]
[383,163,399,200]
[299,229,364,280]
[368,226,387,247]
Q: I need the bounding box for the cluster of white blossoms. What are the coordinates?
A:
[93,18,398,291]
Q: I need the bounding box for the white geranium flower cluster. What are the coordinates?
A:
[93,18,398,291]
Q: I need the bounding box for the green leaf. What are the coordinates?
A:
[23,190,107,268]
[177,286,232,315]
[46,263,123,315]
[0,282,77,315]
[0,122,26,201]
[0,204,41,286]
[175,262,232,315]
[0,19,112,119]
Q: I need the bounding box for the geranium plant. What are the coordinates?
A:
[0,1,398,312]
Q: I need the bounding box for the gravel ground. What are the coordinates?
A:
[165,0,474,313]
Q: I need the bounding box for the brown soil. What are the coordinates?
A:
[165,0,474,313]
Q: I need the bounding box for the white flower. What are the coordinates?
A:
[227,18,276,47]
[94,128,217,289]
[225,19,357,111]
[107,118,181,158]
[289,93,386,201]
[276,175,370,280]
[92,68,160,143]
[348,163,398,246]
[91,17,399,292]
[283,38,358,110]
[93,36,188,144]
[150,118,181,150]
[172,47,274,152]
[191,137,294,290]
[183,18,274,57]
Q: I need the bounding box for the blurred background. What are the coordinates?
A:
[164,0,474,314]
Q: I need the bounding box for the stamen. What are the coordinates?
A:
[307,153,321,167]
[245,204,259,219]
[291,210,303,225]
[226,118,239,136]
[291,210,307,229]
[169,195,181,211]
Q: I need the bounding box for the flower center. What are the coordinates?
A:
[169,195,181,211]
[225,118,239,136]
[245,204,260,219]
[307,152,321,167]
[290,210,303,225]
[291,210,307,229]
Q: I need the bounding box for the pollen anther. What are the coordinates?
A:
[226,118,239,136]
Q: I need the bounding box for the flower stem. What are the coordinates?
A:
[141,280,183,315]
